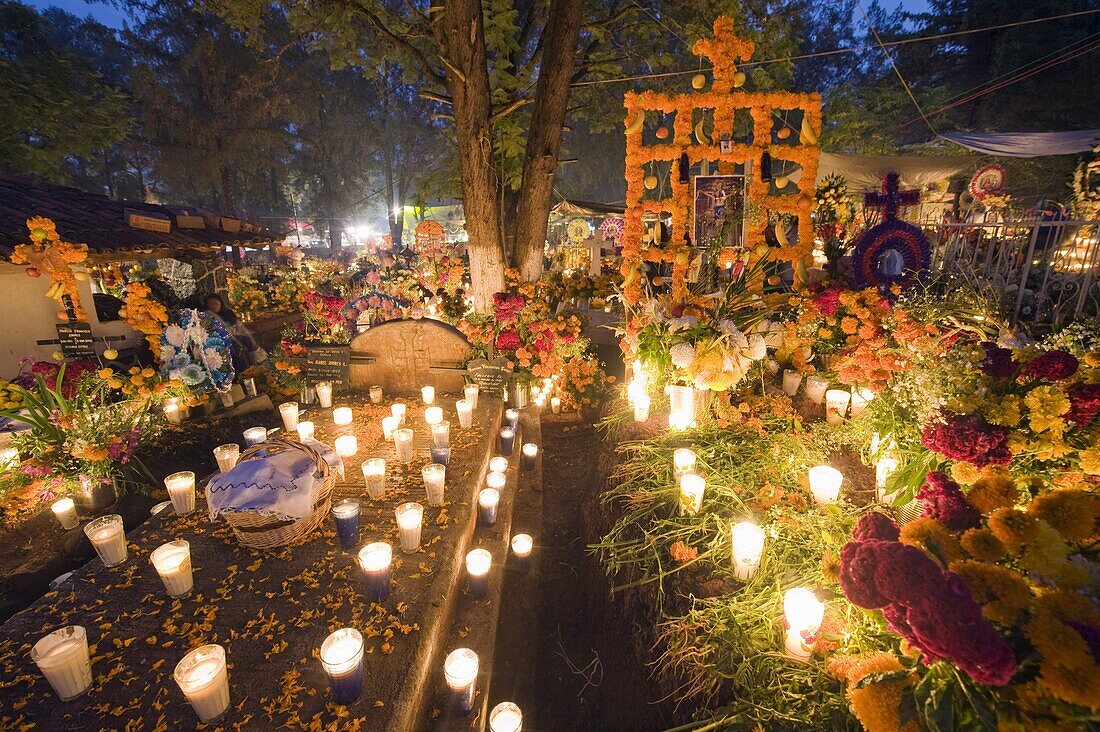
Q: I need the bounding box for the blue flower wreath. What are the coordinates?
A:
[159,309,236,393]
[851,219,931,291]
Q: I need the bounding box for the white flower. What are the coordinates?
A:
[752,319,785,348]
[160,345,175,363]
[747,334,767,360]
[670,343,696,369]
[668,316,698,332]
[164,325,186,347]
[203,349,224,370]
[693,373,711,390]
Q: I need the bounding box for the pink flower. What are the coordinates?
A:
[921,412,1011,468]
[917,471,980,531]
[495,331,522,351]
[1022,350,1078,381]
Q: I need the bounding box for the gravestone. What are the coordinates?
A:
[306,345,351,388]
[55,322,96,359]
[466,357,512,395]
[348,319,472,395]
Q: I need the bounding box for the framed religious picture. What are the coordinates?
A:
[693,174,746,250]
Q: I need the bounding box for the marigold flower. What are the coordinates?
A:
[900,517,963,566]
[966,469,1020,513]
[950,559,1031,626]
[97,368,113,379]
[669,541,697,563]
[960,528,1005,562]
[1027,489,1098,542]
[988,508,1041,551]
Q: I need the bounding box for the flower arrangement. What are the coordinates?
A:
[301,290,353,344]
[226,269,269,322]
[159,309,236,394]
[96,366,186,403]
[10,217,90,322]
[814,174,857,271]
[119,281,169,355]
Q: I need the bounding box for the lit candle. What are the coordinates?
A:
[174,644,230,722]
[296,421,315,441]
[362,459,386,500]
[673,448,697,479]
[500,427,516,455]
[431,421,451,448]
[0,446,19,470]
[279,402,299,432]
[849,387,875,418]
[679,473,705,515]
[633,393,651,422]
[731,521,765,580]
[520,443,538,470]
[164,398,182,425]
[550,396,561,414]
[876,457,899,503]
[332,499,361,550]
[319,628,364,705]
[425,406,444,427]
[456,399,474,429]
[668,385,695,421]
[489,701,523,732]
[464,384,479,410]
[335,435,358,457]
[421,385,436,405]
[218,391,235,409]
[668,411,692,430]
[213,444,239,473]
[489,456,509,474]
[381,415,398,441]
[51,498,79,530]
[391,402,407,426]
[423,464,446,506]
[394,428,414,463]
[30,625,92,701]
[511,533,533,571]
[430,444,451,466]
[242,426,268,446]
[824,389,850,424]
[395,502,424,553]
[486,471,507,492]
[504,408,520,430]
[478,488,500,526]
[369,385,383,404]
[84,514,127,567]
[465,548,492,599]
[316,381,333,408]
[783,588,824,661]
[150,540,193,598]
[534,393,546,409]
[444,648,479,714]
[333,406,353,426]
[163,470,196,516]
[808,465,843,505]
[781,369,803,396]
[358,542,392,601]
[805,377,829,405]
[242,377,257,398]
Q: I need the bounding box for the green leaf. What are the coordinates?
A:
[852,668,912,689]
[924,681,955,732]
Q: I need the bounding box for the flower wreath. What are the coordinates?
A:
[850,219,930,292]
[566,218,591,244]
[968,165,1007,202]
[159,309,236,393]
[599,217,624,243]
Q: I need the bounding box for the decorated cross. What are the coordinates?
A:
[863,172,920,221]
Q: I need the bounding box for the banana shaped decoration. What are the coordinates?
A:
[694,119,712,145]
[799,116,818,145]
[774,221,790,248]
[625,111,645,135]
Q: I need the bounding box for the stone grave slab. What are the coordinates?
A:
[348,319,472,395]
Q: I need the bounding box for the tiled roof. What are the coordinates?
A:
[0,173,281,261]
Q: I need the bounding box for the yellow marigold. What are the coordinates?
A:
[834,653,919,732]
[129,375,143,386]
[108,378,123,389]
[1083,351,1100,368]
[899,518,963,566]
[1027,489,1098,542]
[840,316,858,335]
[1019,522,1090,589]
[1037,662,1100,711]
[1026,610,1100,710]
[950,461,981,485]
[966,468,1020,513]
[1079,445,1100,475]
[128,366,140,375]
[988,508,1041,552]
[960,528,1005,561]
[947,395,982,414]
[141,367,155,378]
[950,559,1031,626]
[97,368,113,379]
[984,394,1022,427]
[1025,385,1071,434]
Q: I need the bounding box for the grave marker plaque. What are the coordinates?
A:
[55,322,96,359]
[466,357,512,395]
[306,345,350,388]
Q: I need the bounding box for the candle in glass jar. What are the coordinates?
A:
[319,628,364,705]
[30,625,92,701]
[358,542,392,601]
[378,415,396,441]
[808,465,843,505]
[550,396,561,414]
[478,488,500,526]
[876,457,899,503]
[668,410,693,431]
[781,369,803,396]
[520,443,538,470]
[51,498,79,530]
[369,385,383,404]
[849,387,875,418]
[421,385,435,405]
[333,406,353,426]
[673,448,697,479]
[489,456,509,474]
[805,377,829,405]
[394,428,414,463]
[84,514,127,567]
[391,402,407,426]
[242,377,257,398]
[783,588,824,661]
[465,548,492,598]
[431,421,451,448]
[316,381,333,408]
[500,427,516,455]
[331,499,361,550]
[362,459,386,500]
[218,390,235,409]
[679,473,705,515]
[213,444,239,473]
[633,393,651,422]
[511,533,533,570]
[174,644,230,722]
[824,389,850,424]
[296,421,315,441]
[456,399,474,429]
[731,521,765,580]
[430,444,451,466]
[444,648,479,714]
[164,471,196,516]
[395,502,424,553]
[242,426,267,446]
[164,398,182,425]
[335,435,358,457]
[279,402,299,431]
[150,540,193,598]
[489,701,523,732]
[486,471,507,493]
[422,464,446,506]
[504,408,520,430]
[464,384,479,410]
[424,406,444,427]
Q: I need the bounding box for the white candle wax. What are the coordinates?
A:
[395,502,424,553]
[296,421,315,441]
[431,421,451,448]
[394,428,414,463]
[456,399,474,429]
[490,701,523,732]
[679,473,705,515]
[362,458,386,499]
[805,377,829,405]
[731,521,765,580]
[335,435,358,457]
[164,399,182,425]
[424,406,444,426]
[381,415,398,441]
[466,547,491,577]
[421,385,435,405]
[164,471,196,516]
[242,426,267,446]
[444,648,479,712]
[824,389,850,424]
[808,465,843,505]
[51,498,79,530]
[876,457,899,503]
[781,369,803,396]
[464,384,479,410]
[849,387,875,417]
[213,444,239,473]
[30,625,92,701]
[279,402,299,431]
[510,533,533,559]
[422,464,446,506]
[489,456,509,474]
[333,407,353,426]
[672,448,697,479]
[150,540,193,598]
[633,393,651,422]
[391,402,407,426]
[668,385,696,420]
[486,471,507,492]
[369,385,383,404]
[316,382,333,408]
[783,588,824,661]
[550,396,561,414]
[668,409,693,431]
[84,514,127,567]
[174,644,230,722]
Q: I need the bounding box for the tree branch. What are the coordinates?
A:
[490,97,534,122]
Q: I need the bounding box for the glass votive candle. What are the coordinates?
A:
[51,498,79,530]
[464,383,479,410]
[511,533,533,570]
[465,548,492,599]
[456,399,474,429]
[362,458,386,500]
[824,390,850,424]
[490,701,523,732]
[421,385,435,405]
[668,409,693,431]
[380,415,398,442]
[478,488,500,526]
[335,434,358,457]
[242,377,257,398]
[30,625,92,701]
[369,385,383,404]
[783,588,824,661]
[84,514,127,567]
[243,426,267,446]
[333,406,353,426]
[808,465,843,505]
[332,499,361,550]
[423,464,446,506]
[213,444,239,473]
[391,402,407,426]
[679,473,705,515]
[0,445,19,469]
[424,406,444,427]
[489,456,509,474]
[395,502,424,553]
[300,383,316,405]
[279,402,299,431]
[394,428,414,463]
[430,445,451,466]
[731,521,765,580]
[876,456,899,503]
[849,387,875,418]
[164,398,182,425]
[633,393,651,422]
[164,470,196,516]
[297,421,315,441]
[174,644,230,722]
[486,471,507,492]
[316,381,333,408]
[504,408,520,430]
[431,421,451,448]
[520,443,538,470]
[358,542,392,602]
[673,448,697,479]
[319,628,364,705]
[805,377,829,405]
[444,648,479,714]
[150,540,194,598]
[500,427,516,455]
[218,390,235,409]
[550,396,561,414]
[782,369,803,396]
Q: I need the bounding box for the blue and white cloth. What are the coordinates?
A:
[207,440,343,521]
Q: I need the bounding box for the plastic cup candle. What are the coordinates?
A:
[668,384,696,419]
[465,548,492,599]
[805,377,829,405]
[520,443,538,470]
[731,521,765,580]
[30,625,92,701]
[164,398,182,425]
[421,385,435,405]
[490,701,523,732]
[679,473,705,515]
[808,465,843,505]
[391,402,407,426]
[456,399,474,429]
[319,628,364,705]
[358,542,392,601]
[430,445,451,466]
[218,391,235,409]
[174,644,230,722]
[316,381,333,408]
[672,448,697,479]
[331,499,361,550]
[362,459,386,499]
[424,406,444,427]
[335,435,358,457]
[431,421,451,447]
[783,588,824,661]
[478,488,500,526]
[511,533,533,570]
[849,387,875,418]
[504,408,520,430]
[164,471,196,516]
[381,415,398,441]
[489,456,509,474]
[422,464,446,506]
[824,389,850,424]
[782,369,803,396]
[150,540,194,598]
[51,498,79,530]
[213,444,239,473]
[500,427,516,455]
[486,471,507,493]
[464,383,479,410]
[243,426,267,446]
[876,457,899,503]
[333,406,353,426]
[395,502,424,553]
[279,402,299,431]
[444,648,479,714]
[394,428,414,463]
[369,385,383,404]
[550,396,561,414]
[242,377,257,398]
[633,393,651,422]
[84,514,127,567]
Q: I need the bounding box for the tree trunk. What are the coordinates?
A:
[511,0,585,283]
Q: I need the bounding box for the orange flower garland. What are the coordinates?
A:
[10,217,90,321]
[120,281,169,356]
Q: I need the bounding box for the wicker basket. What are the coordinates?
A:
[221,437,336,549]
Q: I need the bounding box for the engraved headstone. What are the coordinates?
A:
[348,319,472,395]
[55,322,96,359]
[466,357,512,395]
[306,345,350,388]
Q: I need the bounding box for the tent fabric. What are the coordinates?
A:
[550,199,625,220]
[938,130,1100,158]
[816,152,978,191]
